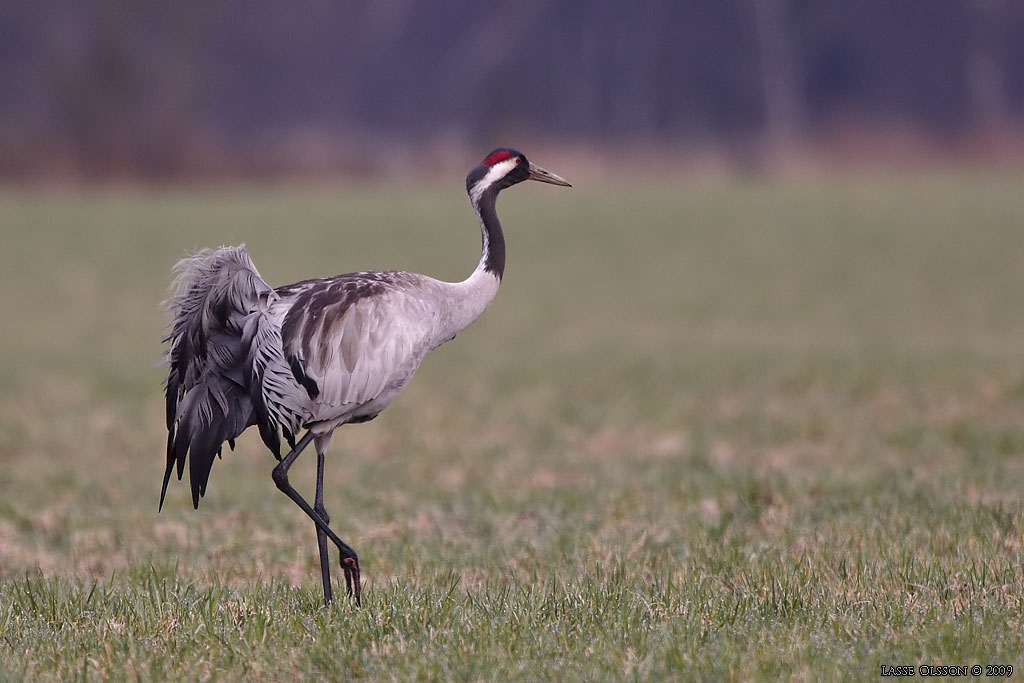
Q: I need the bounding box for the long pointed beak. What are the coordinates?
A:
[528,162,572,187]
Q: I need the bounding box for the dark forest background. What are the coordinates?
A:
[2,0,1023,179]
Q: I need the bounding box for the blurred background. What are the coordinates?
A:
[2,0,1023,180]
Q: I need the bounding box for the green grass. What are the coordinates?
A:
[2,169,1024,680]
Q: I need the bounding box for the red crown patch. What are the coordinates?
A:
[482,150,515,166]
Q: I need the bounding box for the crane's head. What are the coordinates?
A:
[467,148,571,205]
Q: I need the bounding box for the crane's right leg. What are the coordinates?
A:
[272,430,361,605]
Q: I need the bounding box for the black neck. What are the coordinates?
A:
[475,187,505,279]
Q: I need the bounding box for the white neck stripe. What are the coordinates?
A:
[470,158,517,205]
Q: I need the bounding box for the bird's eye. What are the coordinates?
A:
[515,157,522,165]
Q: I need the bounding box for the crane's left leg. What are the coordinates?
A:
[313,439,333,605]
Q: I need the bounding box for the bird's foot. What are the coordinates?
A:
[342,555,361,605]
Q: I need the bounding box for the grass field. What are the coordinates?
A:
[1,168,1024,680]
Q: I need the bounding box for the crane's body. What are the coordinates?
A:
[160,149,570,605]
[268,265,500,435]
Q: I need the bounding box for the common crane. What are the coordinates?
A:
[160,149,571,605]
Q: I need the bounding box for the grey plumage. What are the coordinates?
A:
[161,250,432,507]
[161,250,477,510]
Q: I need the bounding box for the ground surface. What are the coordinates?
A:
[1,170,1023,680]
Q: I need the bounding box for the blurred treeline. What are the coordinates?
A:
[1,0,1022,179]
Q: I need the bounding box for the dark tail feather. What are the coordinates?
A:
[161,343,284,510]
[161,246,287,510]
[159,428,177,511]
[163,374,255,510]
[251,363,282,460]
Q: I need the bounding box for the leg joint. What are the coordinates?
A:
[271,462,289,490]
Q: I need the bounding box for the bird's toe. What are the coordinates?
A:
[341,555,361,604]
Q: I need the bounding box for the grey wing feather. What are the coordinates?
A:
[278,275,436,421]
[161,245,288,509]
